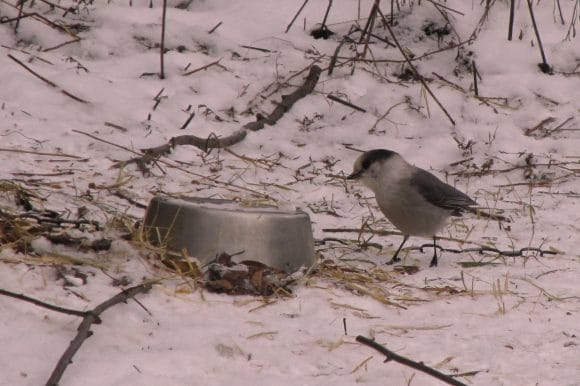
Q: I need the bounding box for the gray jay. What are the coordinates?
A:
[348,149,476,267]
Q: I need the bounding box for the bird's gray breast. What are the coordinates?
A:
[374,182,451,237]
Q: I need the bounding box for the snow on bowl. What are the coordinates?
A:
[141,196,316,272]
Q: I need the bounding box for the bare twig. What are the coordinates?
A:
[472,61,480,96]
[382,22,455,125]
[409,244,557,258]
[139,130,248,157]
[46,283,153,386]
[321,0,333,31]
[328,37,350,75]
[327,94,366,112]
[15,0,24,31]
[0,147,83,159]
[7,54,89,104]
[356,336,468,386]
[179,110,196,130]
[285,0,310,33]
[104,121,129,132]
[243,65,322,131]
[208,21,222,34]
[183,59,222,76]
[111,66,321,180]
[527,0,551,73]
[160,0,167,79]
[564,0,579,41]
[240,45,274,53]
[508,0,516,40]
[0,288,88,317]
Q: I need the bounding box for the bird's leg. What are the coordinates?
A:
[429,236,438,267]
[387,235,409,265]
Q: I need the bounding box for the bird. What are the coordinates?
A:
[347,149,476,267]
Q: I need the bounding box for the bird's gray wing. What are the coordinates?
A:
[409,168,476,215]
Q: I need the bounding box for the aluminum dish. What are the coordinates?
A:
[142,196,316,272]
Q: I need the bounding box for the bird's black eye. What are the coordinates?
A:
[362,158,371,170]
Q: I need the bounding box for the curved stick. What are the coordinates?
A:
[46,283,152,386]
[356,336,467,386]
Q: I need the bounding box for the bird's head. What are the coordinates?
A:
[347,149,409,192]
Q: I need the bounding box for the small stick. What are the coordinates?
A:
[356,336,468,386]
[0,288,88,317]
[320,0,333,31]
[208,21,222,34]
[327,94,366,112]
[183,59,222,76]
[382,21,455,125]
[243,65,322,131]
[0,147,82,159]
[15,0,24,32]
[328,37,349,75]
[507,0,515,40]
[554,0,565,25]
[7,54,89,104]
[358,0,379,44]
[46,283,153,386]
[159,0,167,79]
[104,121,129,132]
[0,13,34,25]
[179,110,196,130]
[472,61,479,96]
[360,0,379,60]
[240,45,274,53]
[526,0,551,73]
[285,0,310,33]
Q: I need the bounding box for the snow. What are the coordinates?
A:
[1,0,580,385]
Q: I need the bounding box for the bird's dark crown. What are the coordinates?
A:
[360,149,397,170]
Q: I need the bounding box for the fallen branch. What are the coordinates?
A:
[116,129,247,168]
[46,283,153,386]
[7,54,89,104]
[72,130,270,198]
[0,288,88,317]
[114,65,322,172]
[411,245,557,258]
[243,64,322,131]
[356,336,468,386]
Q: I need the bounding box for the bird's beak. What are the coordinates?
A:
[347,170,362,180]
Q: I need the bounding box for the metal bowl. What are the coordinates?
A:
[141,196,316,272]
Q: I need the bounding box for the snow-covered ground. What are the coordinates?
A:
[1,0,579,385]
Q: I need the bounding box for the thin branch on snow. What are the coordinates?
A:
[327,94,367,113]
[356,336,468,386]
[114,65,322,173]
[0,288,89,317]
[381,20,456,125]
[7,54,89,104]
[46,283,153,386]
